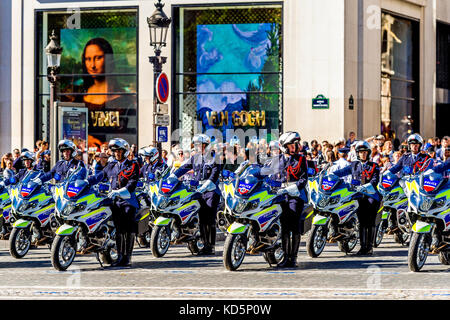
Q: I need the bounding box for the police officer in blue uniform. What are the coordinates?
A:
[171,134,220,255]
[1,151,37,187]
[89,138,140,267]
[333,141,381,255]
[139,147,168,181]
[32,140,85,185]
[269,131,309,268]
[389,134,432,175]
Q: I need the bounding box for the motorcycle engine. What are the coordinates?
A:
[260,222,281,244]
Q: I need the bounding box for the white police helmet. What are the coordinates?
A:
[58,139,77,158]
[108,138,130,157]
[355,141,372,159]
[279,131,301,154]
[407,134,423,146]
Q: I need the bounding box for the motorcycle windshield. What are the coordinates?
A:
[380,171,399,190]
[20,171,43,198]
[421,170,444,193]
[236,175,260,197]
[64,166,89,199]
[321,175,340,192]
[160,177,179,194]
[66,166,88,183]
[21,170,43,185]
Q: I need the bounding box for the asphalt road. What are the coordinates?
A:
[1,234,449,300]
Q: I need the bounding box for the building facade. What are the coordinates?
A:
[0,0,449,155]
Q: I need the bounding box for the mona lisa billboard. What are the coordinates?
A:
[37,9,138,151]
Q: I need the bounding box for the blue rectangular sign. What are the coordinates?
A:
[157,126,168,143]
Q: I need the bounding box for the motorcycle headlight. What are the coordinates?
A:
[386,192,399,202]
[246,200,259,211]
[317,196,329,208]
[328,196,340,205]
[419,198,433,212]
[61,203,75,216]
[235,199,247,213]
[433,198,446,208]
[158,196,169,209]
[167,198,179,208]
[226,193,233,209]
[18,202,29,212]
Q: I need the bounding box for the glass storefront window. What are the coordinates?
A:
[380,12,419,143]
[173,4,283,148]
[36,8,138,152]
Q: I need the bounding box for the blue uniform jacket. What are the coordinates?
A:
[41,158,85,183]
[267,153,309,202]
[173,152,220,194]
[89,158,140,208]
[333,160,380,201]
[4,167,37,186]
[140,160,168,181]
[389,152,431,175]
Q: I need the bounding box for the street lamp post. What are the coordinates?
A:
[148,0,171,158]
[45,30,63,167]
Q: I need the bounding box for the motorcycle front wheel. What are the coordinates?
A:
[150,225,171,258]
[408,232,431,272]
[9,227,31,259]
[223,233,247,271]
[306,224,327,258]
[374,222,386,248]
[51,235,76,271]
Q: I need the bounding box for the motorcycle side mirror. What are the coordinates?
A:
[190,180,199,187]
[351,179,361,186]
[230,172,236,179]
[307,168,316,176]
[148,173,155,180]
[137,181,144,188]
[222,170,230,178]
[54,173,61,182]
[9,177,16,184]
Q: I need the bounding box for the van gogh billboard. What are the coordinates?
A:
[196,23,281,135]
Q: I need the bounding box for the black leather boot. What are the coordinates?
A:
[120,233,135,267]
[110,233,125,267]
[287,234,301,267]
[365,227,376,255]
[356,227,368,255]
[197,225,214,255]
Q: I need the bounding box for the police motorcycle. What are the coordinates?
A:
[51,166,118,271]
[0,177,13,240]
[217,170,237,233]
[135,166,171,248]
[375,169,411,247]
[306,164,378,257]
[8,170,59,258]
[404,161,450,272]
[222,165,288,271]
[149,172,205,257]
[135,177,153,248]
